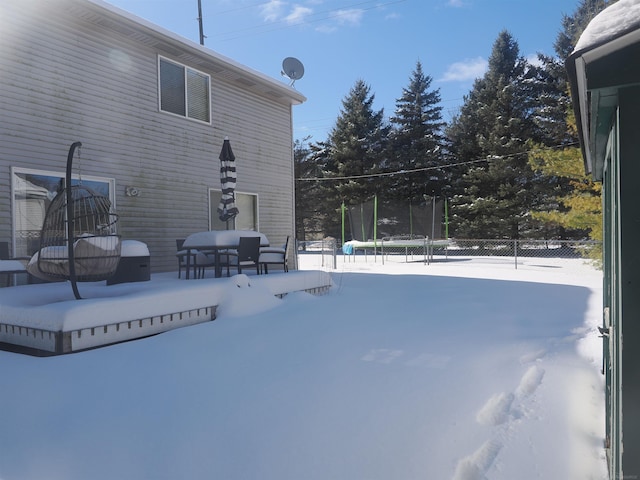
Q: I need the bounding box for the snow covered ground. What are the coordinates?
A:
[0,254,607,479]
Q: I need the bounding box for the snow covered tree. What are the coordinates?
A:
[294,138,346,241]
[446,30,543,239]
[528,142,602,241]
[326,79,389,206]
[523,0,609,246]
[555,0,617,60]
[527,107,602,266]
[386,61,446,203]
[295,137,323,241]
[528,0,617,148]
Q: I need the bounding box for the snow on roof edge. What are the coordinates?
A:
[574,0,640,53]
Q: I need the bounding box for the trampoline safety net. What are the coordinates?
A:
[345,196,444,241]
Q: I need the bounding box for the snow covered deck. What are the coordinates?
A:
[0,270,332,356]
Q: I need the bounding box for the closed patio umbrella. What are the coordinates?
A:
[217,137,239,225]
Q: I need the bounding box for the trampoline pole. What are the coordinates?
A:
[409,201,413,238]
[374,195,378,262]
[341,201,345,251]
[431,194,436,243]
[445,197,449,239]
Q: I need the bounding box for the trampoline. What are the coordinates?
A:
[343,236,450,264]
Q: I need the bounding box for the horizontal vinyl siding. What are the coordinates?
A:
[0,0,296,271]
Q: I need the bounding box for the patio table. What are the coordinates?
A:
[182,230,269,279]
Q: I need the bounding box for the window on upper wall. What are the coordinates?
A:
[158,56,211,123]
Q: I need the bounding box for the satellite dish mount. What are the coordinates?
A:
[281,57,305,87]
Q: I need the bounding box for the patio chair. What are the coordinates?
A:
[259,236,290,274]
[230,236,261,275]
[215,249,234,277]
[27,142,120,299]
[1,241,31,287]
[176,239,215,279]
[1,241,10,287]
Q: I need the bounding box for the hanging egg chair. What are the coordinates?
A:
[29,142,121,299]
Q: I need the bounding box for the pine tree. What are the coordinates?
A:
[527,105,602,263]
[528,141,602,241]
[555,0,617,59]
[530,0,618,149]
[524,0,611,248]
[387,61,446,203]
[327,79,389,206]
[293,138,345,241]
[525,54,573,146]
[446,31,542,239]
[294,137,320,241]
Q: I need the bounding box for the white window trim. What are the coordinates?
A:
[157,55,211,125]
[11,167,116,257]
[208,188,259,231]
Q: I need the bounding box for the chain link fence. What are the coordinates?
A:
[295,239,338,270]
[437,239,601,269]
[296,238,601,271]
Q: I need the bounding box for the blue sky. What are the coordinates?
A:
[105,0,581,142]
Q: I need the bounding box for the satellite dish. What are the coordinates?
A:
[281,57,304,86]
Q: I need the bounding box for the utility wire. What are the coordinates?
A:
[296,142,580,182]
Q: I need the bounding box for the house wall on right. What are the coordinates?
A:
[567,4,640,477]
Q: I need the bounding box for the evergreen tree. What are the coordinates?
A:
[525,54,573,146]
[293,138,344,241]
[524,0,611,248]
[446,30,543,239]
[530,0,618,148]
[387,61,446,203]
[294,137,320,241]
[528,142,602,241]
[555,0,617,59]
[327,79,389,207]
[527,101,602,264]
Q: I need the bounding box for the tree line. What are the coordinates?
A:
[295,0,612,244]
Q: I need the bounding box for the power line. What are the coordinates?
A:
[296,142,580,182]
[297,158,488,182]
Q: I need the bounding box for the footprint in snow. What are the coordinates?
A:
[452,438,503,480]
[515,365,545,399]
[476,392,515,427]
[475,365,545,428]
[460,364,546,478]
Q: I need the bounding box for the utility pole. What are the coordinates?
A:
[197,0,205,45]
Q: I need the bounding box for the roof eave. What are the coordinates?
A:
[566,26,640,180]
[81,0,306,106]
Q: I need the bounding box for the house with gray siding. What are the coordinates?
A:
[0,0,305,273]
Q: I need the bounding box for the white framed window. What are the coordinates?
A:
[209,189,258,231]
[158,56,211,123]
[11,167,115,258]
